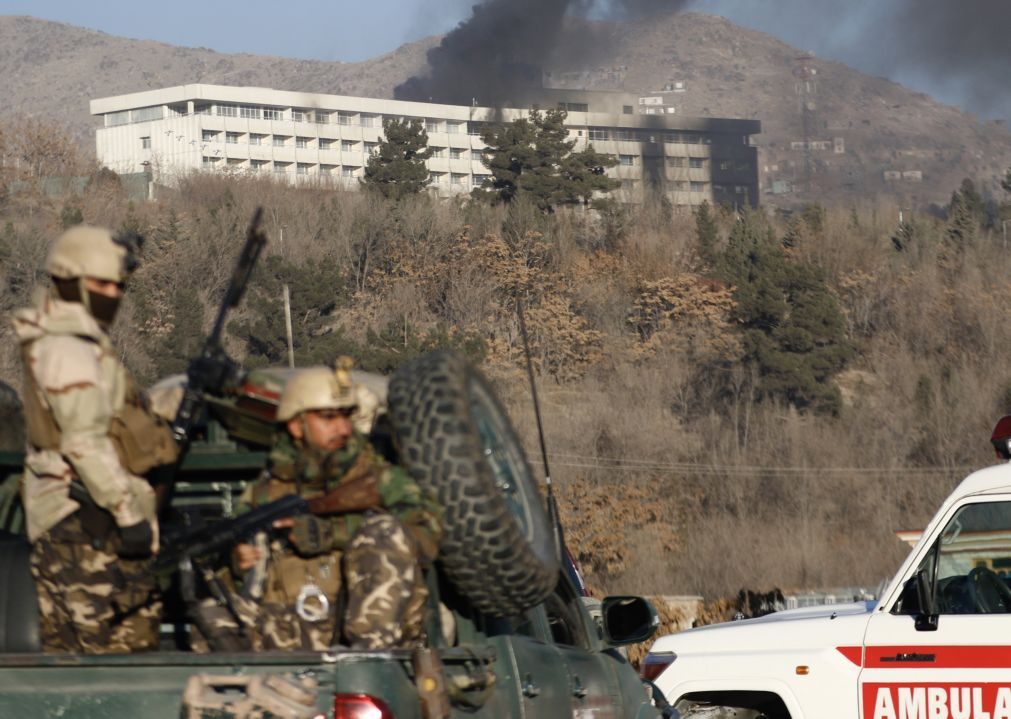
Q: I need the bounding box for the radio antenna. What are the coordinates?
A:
[516,298,565,559]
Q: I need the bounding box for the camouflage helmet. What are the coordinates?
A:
[277,364,359,423]
[46,225,140,282]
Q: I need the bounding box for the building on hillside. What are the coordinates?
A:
[90,84,761,208]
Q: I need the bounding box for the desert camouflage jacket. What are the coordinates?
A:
[13,291,158,542]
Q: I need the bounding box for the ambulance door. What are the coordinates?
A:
[860,498,1011,719]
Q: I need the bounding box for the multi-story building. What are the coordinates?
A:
[90,84,760,207]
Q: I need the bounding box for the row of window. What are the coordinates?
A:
[202,156,360,177]
[585,128,724,145]
[194,131,490,159]
[200,157,495,188]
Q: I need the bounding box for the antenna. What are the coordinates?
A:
[516,298,565,560]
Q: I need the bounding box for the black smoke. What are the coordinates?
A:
[395,0,690,106]
[691,0,1011,121]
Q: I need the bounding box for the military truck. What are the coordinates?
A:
[0,349,661,718]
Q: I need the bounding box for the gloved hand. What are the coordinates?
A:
[117,520,154,559]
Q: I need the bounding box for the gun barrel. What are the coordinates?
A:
[156,494,308,572]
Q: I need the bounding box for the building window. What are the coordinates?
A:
[273,135,288,147]
[291,110,306,123]
[202,130,219,142]
[623,105,633,114]
[667,156,686,167]
[274,163,290,175]
[141,136,151,149]
[429,172,444,185]
[360,114,377,128]
[341,166,357,178]
[446,122,463,135]
[341,140,356,152]
[473,174,492,188]
[559,102,588,113]
[690,181,707,192]
[320,164,336,175]
[132,106,163,123]
[450,173,468,186]
[315,112,331,125]
[239,106,261,120]
[297,163,311,175]
[296,136,310,149]
[202,156,221,169]
[226,132,241,144]
[216,104,238,118]
[449,148,465,160]
[194,104,212,116]
[467,122,484,137]
[263,108,283,121]
[249,133,265,146]
[588,129,609,141]
[619,155,635,166]
[425,119,440,133]
[319,138,335,150]
[364,141,378,155]
[250,160,268,172]
[106,111,130,127]
[689,157,707,169]
[674,181,689,190]
[429,146,446,158]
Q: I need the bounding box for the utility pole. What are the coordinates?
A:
[280,225,295,368]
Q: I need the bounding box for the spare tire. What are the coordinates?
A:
[388,350,559,617]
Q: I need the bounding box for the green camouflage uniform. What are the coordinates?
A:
[13,291,162,654]
[231,432,441,651]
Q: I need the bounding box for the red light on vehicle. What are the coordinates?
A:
[640,652,677,682]
[333,693,394,719]
[992,415,1011,459]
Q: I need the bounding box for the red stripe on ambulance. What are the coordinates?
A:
[865,647,1011,669]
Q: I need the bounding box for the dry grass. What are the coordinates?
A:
[3,127,1009,602]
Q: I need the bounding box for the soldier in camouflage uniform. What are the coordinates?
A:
[12,225,178,654]
[230,364,441,651]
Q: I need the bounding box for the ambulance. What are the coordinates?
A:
[643,418,1011,719]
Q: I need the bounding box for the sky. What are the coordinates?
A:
[3,0,1009,121]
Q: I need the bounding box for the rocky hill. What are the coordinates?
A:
[2,12,1009,208]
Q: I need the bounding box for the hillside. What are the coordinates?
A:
[1,12,1009,207]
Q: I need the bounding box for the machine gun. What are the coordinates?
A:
[170,207,267,445]
[154,208,267,513]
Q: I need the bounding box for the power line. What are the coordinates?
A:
[540,450,977,477]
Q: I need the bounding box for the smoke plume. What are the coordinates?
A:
[691,0,1011,121]
[395,0,689,106]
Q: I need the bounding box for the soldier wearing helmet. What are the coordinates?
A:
[12,224,178,654]
[224,361,441,651]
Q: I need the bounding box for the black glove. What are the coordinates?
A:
[117,520,154,559]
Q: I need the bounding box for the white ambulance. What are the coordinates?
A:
[644,420,1011,719]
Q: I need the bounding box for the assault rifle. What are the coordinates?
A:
[156,474,381,574]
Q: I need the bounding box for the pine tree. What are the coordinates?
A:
[693,200,719,268]
[361,118,431,200]
[475,108,618,211]
[716,211,852,414]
